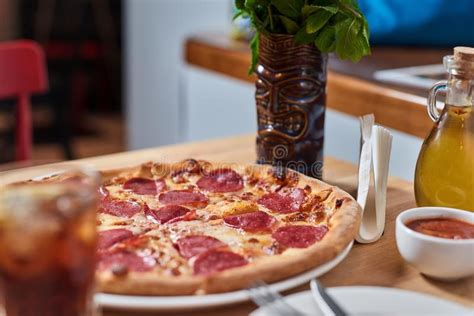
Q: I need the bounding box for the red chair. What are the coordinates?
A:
[0,40,48,161]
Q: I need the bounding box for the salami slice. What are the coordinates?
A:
[98,229,134,250]
[257,188,305,213]
[145,205,190,224]
[196,169,243,193]
[175,235,225,259]
[158,190,209,207]
[272,225,328,248]
[193,249,247,275]
[98,251,155,272]
[99,199,142,217]
[123,178,166,195]
[224,211,275,233]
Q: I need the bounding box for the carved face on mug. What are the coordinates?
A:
[256,64,325,161]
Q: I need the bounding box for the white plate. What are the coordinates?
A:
[95,241,353,311]
[250,286,472,316]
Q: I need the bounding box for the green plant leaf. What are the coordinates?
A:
[249,32,260,74]
[248,1,270,31]
[245,0,256,8]
[270,0,303,19]
[235,0,246,10]
[306,9,334,34]
[315,25,336,52]
[238,0,371,75]
[361,19,371,56]
[335,17,369,62]
[362,18,370,43]
[267,5,275,31]
[294,24,318,43]
[339,0,363,19]
[335,17,358,60]
[232,10,244,21]
[302,4,338,18]
[340,0,359,7]
[279,16,299,34]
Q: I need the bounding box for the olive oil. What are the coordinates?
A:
[415,47,474,212]
[415,105,474,211]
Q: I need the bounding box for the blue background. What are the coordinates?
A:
[359,0,474,46]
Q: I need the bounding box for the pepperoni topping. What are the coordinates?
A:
[159,190,209,207]
[145,205,191,224]
[167,209,197,224]
[98,251,155,272]
[272,225,328,248]
[99,199,142,217]
[193,249,247,275]
[196,169,243,193]
[98,229,134,250]
[123,178,166,195]
[175,235,225,259]
[258,188,305,213]
[114,234,150,249]
[224,211,276,233]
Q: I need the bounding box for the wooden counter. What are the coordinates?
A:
[9,135,470,315]
[185,34,451,139]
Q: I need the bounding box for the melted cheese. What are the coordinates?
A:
[98,164,334,276]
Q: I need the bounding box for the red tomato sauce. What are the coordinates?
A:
[406,217,474,240]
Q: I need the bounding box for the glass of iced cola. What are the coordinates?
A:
[0,165,99,316]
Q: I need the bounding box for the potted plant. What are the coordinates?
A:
[235,0,370,179]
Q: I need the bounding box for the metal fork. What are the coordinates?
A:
[247,280,305,316]
[310,279,347,316]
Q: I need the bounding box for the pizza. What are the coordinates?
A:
[94,159,361,296]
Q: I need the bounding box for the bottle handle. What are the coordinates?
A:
[427,81,447,122]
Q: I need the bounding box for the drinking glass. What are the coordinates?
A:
[0,164,100,316]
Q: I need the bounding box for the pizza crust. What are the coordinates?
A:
[95,160,361,295]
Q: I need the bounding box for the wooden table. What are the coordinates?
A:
[185,34,451,139]
[16,134,470,315]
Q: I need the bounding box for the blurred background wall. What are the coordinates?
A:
[125,0,239,149]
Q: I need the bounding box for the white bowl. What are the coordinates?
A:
[396,207,474,281]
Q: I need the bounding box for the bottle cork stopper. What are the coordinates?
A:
[453,46,474,77]
[454,46,474,62]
